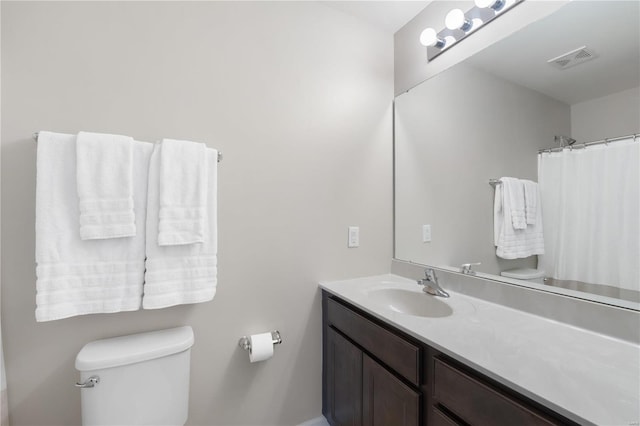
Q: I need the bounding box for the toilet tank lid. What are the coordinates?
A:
[75,326,194,371]
[500,268,545,280]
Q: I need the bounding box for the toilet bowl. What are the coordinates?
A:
[75,326,194,426]
[500,268,546,284]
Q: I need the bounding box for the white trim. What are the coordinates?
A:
[297,416,329,426]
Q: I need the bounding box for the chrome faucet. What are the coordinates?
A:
[417,268,449,298]
[460,262,481,275]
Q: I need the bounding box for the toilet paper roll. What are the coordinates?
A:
[249,332,274,363]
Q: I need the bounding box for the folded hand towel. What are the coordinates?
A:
[76,131,135,240]
[36,131,152,322]
[501,177,526,230]
[143,145,218,309]
[495,179,545,259]
[158,139,208,246]
[522,179,538,225]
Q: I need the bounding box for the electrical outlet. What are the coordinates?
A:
[348,226,359,248]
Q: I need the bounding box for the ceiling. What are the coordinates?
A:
[322,1,431,34]
[466,1,640,105]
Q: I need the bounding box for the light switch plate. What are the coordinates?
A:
[422,224,431,243]
[348,226,359,248]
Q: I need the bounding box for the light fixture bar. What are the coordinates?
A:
[422,0,525,62]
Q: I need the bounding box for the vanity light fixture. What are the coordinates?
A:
[420,0,524,61]
[419,28,445,49]
[445,9,473,31]
[474,0,506,12]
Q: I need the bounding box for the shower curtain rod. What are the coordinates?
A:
[32,132,223,163]
[538,133,638,154]
[490,133,639,186]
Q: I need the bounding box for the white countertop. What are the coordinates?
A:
[319,274,640,426]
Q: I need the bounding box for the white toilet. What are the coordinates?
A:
[75,326,194,426]
[500,268,546,284]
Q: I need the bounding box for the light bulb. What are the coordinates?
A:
[419,28,445,48]
[445,9,472,31]
[444,35,457,46]
[474,0,506,10]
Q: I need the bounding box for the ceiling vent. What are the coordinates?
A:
[547,46,597,70]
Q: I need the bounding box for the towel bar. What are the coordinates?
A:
[33,132,223,163]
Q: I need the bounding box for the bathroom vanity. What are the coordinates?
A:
[320,275,640,426]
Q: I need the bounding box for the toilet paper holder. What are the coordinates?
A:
[238,331,282,352]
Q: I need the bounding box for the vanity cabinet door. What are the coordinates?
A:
[363,354,420,426]
[325,327,363,426]
[432,407,462,426]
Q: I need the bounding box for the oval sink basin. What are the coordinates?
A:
[367,288,453,318]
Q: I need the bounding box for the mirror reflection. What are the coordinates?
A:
[394,1,639,309]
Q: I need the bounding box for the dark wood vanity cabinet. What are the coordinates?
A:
[362,354,420,426]
[325,327,363,425]
[432,358,560,426]
[322,291,576,426]
[323,294,421,426]
[325,325,419,426]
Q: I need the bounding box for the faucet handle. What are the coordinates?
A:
[424,268,437,281]
[419,268,449,298]
[461,262,481,275]
[417,268,437,286]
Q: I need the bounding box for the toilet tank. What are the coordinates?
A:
[500,268,546,284]
[75,326,194,426]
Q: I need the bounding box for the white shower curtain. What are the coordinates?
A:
[1,326,7,426]
[538,138,639,292]
[1,248,7,425]
[1,294,6,426]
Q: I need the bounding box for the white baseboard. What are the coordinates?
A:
[297,415,329,426]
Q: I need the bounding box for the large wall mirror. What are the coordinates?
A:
[394,1,639,310]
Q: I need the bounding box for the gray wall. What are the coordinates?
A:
[394,0,568,95]
[571,86,640,142]
[394,63,571,275]
[1,2,393,425]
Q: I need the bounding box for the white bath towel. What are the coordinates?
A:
[35,131,152,322]
[522,179,538,225]
[76,131,136,240]
[494,183,503,246]
[144,145,218,309]
[158,139,208,246]
[495,179,545,259]
[501,177,526,230]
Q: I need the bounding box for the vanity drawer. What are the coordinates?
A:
[326,297,420,386]
[433,358,559,426]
